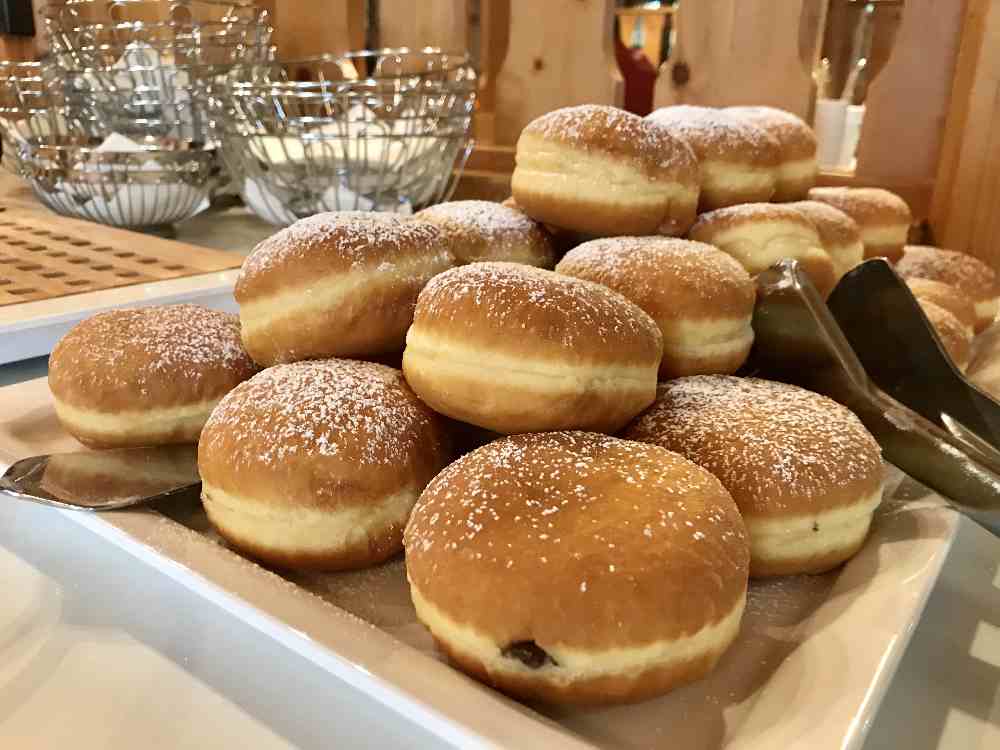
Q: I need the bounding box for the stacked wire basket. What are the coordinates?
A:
[0,0,477,228]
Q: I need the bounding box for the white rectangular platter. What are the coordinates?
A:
[0,376,960,749]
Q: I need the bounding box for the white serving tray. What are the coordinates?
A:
[0,270,239,365]
[0,376,961,749]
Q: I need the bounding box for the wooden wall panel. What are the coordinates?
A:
[493,0,622,146]
[378,0,468,52]
[929,0,1000,267]
[853,0,963,193]
[257,0,365,58]
[654,0,813,117]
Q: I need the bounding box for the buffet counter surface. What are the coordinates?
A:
[1,175,998,749]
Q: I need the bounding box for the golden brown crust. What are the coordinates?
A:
[787,200,861,248]
[724,106,817,161]
[555,237,754,323]
[519,104,699,180]
[408,262,662,368]
[896,245,999,303]
[432,631,731,705]
[415,200,556,267]
[197,359,452,511]
[623,376,884,519]
[806,187,912,227]
[404,432,749,649]
[646,105,781,166]
[48,305,258,413]
[234,212,455,364]
[907,278,977,334]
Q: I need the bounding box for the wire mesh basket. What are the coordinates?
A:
[0,61,218,228]
[42,1,273,144]
[211,49,477,225]
[43,0,274,70]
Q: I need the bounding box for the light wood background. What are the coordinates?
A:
[3,0,1000,267]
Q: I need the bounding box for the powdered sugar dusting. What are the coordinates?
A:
[237,211,449,284]
[49,304,257,397]
[787,201,861,246]
[647,105,779,164]
[404,431,748,577]
[557,237,753,311]
[807,187,911,224]
[725,106,816,156]
[414,262,662,354]
[201,359,440,469]
[625,376,883,511]
[416,200,555,266]
[523,104,696,174]
[896,245,998,300]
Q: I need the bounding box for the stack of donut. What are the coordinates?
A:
[44,100,997,710]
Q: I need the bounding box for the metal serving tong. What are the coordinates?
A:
[0,445,200,511]
[750,258,1000,533]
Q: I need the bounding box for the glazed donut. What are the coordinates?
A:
[806,187,911,262]
[235,212,454,365]
[624,376,884,577]
[402,262,662,434]
[646,105,779,210]
[415,200,555,268]
[688,204,837,298]
[511,105,700,237]
[918,300,972,371]
[404,431,749,704]
[895,245,1000,332]
[906,278,976,337]
[48,305,258,448]
[198,359,451,571]
[726,106,817,201]
[787,200,864,280]
[556,237,755,378]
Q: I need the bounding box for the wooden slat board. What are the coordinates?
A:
[0,205,242,307]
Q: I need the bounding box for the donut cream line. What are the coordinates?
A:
[774,157,818,182]
[513,140,699,202]
[53,395,219,434]
[658,317,754,356]
[743,487,883,561]
[857,224,909,245]
[202,483,418,553]
[238,253,454,334]
[699,160,775,192]
[409,583,745,679]
[404,330,657,390]
[704,222,829,272]
[974,296,1000,321]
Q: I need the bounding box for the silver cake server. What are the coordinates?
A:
[0,445,200,511]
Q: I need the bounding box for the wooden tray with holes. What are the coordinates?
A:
[0,203,243,365]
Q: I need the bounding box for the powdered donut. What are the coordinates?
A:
[415,200,556,268]
[48,305,258,448]
[906,278,977,337]
[198,359,452,571]
[725,106,817,201]
[895,245,1000,332]
[404,431,749,704]
[918,300,972,371]
[787,200,864,280]
[402,262,663,434]
[235,212,454,365]
[806,187,911,262]
[556,237,755,378]
[624,376,885,577]
[688,203,837,298]
[511,105,700,237]
[646,105,780,210]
